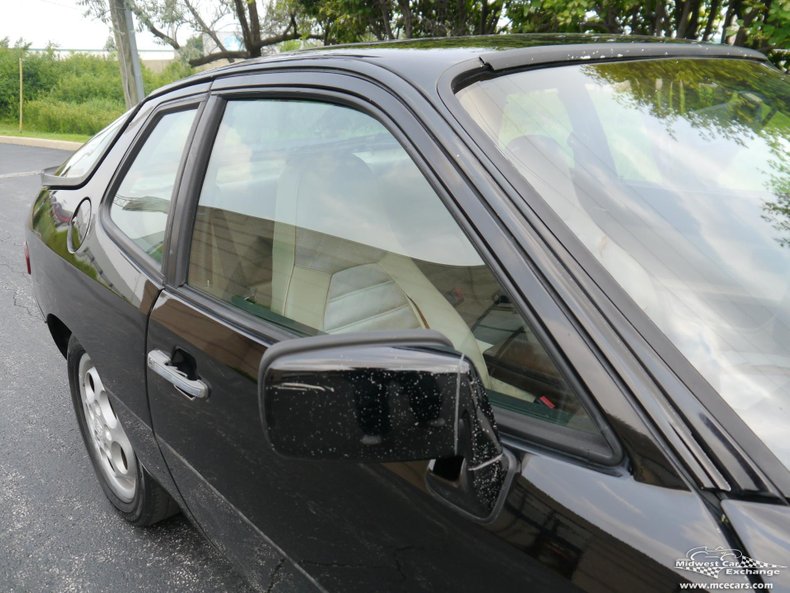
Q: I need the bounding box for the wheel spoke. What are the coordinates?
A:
[85,368,100,403]
[110,429,136,474]
[78,353,137,502]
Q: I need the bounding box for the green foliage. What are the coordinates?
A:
[300,0,505,41]
[25,98,126,135]
[0,46,24,119]
[143,60,194,94]
[48,55,126,103]
[0,45,193,135]
[506,0,590,33]
[295,0,789,69]
[736,0,790,69]
[0,46,62,121]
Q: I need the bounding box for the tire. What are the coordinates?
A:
[67,335,179,526]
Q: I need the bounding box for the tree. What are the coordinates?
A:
[80,0,320,67]
[82,0,789,69]
[299,0,506,43]
[505,0,789,67]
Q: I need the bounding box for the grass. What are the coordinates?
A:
[0,120,89,143]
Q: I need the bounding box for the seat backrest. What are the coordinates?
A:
[270,150,490,377]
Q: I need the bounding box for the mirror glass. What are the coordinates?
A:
[262,344,462,462]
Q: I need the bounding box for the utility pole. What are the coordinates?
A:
[109,0,144,108]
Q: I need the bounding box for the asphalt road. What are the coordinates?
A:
[0,144,256,593]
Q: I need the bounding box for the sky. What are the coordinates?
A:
[2,0,177,56]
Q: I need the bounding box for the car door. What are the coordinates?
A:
[145,71,746,592]
[38,92,206,508]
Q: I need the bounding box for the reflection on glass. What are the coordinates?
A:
[188,99,597,434]
[58,109,130,178]
[110,109,196,264]
[458,58,790,469]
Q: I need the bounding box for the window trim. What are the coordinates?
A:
[167,71,624,467]
[100,96,206,280]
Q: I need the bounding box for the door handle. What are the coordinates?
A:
[147,349,209,400]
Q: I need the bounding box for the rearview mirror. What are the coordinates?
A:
[259,330,461,462]
[258,330,516,521]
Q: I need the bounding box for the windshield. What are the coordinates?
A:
[457,58,790,470]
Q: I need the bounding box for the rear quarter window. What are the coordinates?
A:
[57,110,130,179]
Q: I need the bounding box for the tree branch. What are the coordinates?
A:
[188,28,317,67]
[183,0,227,53]
[248,0,263,50]
[676,0,693,38]
[397,0,412,38]
[377,0,394,39]
[127,0,180,49]
[233,0,253,51]
[188,49,248,66]
[251,30,302,51]
[702,0,721,40]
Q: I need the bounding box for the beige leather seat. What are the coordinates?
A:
[269,151,491,381]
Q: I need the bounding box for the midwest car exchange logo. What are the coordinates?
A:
[676,546,785,581]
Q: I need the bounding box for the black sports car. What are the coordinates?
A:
[26,35,790,592]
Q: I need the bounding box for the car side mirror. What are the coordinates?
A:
[258,330,516,521]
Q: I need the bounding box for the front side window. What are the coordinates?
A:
[457,58,790,469]
[187,98,601,437]
[110,108,196,264]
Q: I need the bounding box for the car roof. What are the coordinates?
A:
[149,33,768,101]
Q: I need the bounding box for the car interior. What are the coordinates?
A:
[187,101,596,431]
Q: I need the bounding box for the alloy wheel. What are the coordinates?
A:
[77,353,138,502]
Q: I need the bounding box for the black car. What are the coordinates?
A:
[26,35,790,592]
